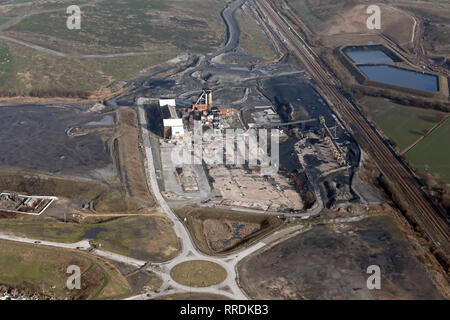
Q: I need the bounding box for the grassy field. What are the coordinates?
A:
[0,240,131,299]
[0,39,12,89]
[170,260,227,288]
[359,97,445,151]
[0,39,173,96]
[0,170,139,213]
[284,0,449,54]
[396,2,450,55]
[0,0,227,96]
[407,119,450,183]
[236,9,276,61]
[0,215,180,262]
[423,23,450,55]
[359,97,449,183]
[4,0,226,54]
[285,0,322,32]
[0,0,88,22]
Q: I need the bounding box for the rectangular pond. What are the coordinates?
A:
[358,65,439,92]
[346,49,395,64]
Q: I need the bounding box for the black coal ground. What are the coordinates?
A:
[0,105,112,178]
[239,215,443,300]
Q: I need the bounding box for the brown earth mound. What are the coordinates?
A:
[203,219,261,252]
[322,4,415,46]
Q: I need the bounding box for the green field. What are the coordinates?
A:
[360,97,445,151]
[0,39,173,96]
[0,40,13,88]
[170,260,227,288]
[236,9,276,61]
[407,119,450,183]
[0,0,89,23]
[4,0,226,54]
[0,0,227,96]
[423,23,450,55]
[285,0,322,31]
[0,215,180,261]
[0,240,131,299]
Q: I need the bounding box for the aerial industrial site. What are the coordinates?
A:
[0,0,448,306]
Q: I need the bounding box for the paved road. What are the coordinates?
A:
[136,98,248,300]
[91,249,146,268]
[128,0,318,300]
[133,95,316,300]
[0,233,90,251]
[0,232,148,267]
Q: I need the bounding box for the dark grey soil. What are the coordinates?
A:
[239,215,443,300]
[0,105,111,178]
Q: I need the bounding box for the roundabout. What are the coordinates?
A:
[170,260,227,288]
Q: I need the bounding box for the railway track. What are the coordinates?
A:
[254,0,450,257]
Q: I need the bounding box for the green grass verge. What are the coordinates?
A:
[0,240,131,299]
[236,10,275,61]
[0,215,180,262]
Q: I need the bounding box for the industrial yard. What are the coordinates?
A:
[0,192,56,215]
[139,75,360,216]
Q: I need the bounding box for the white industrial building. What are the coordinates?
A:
[159,99,177,108]
[163,118,185,140]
